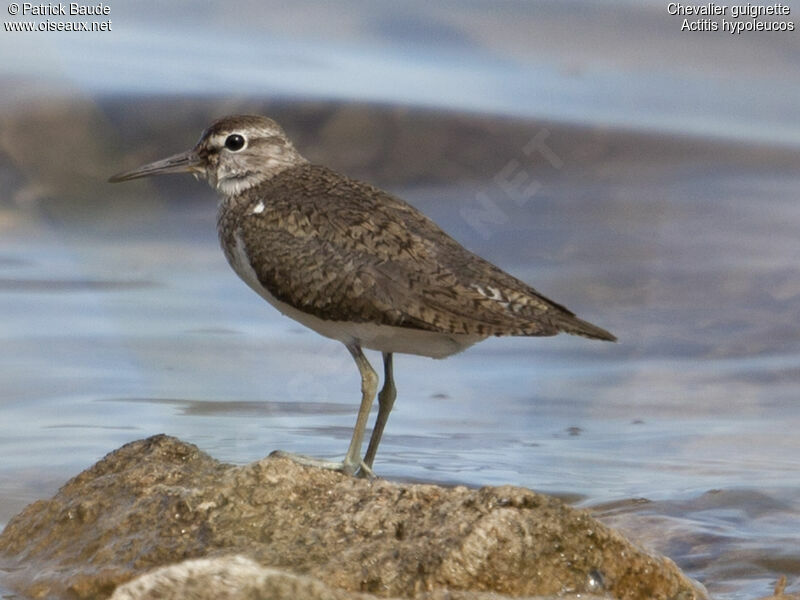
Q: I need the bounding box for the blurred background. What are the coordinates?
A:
[1,1,799,597]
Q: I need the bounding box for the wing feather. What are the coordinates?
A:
[222,165,615,341]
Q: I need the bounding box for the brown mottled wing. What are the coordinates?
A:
[229,164,615,341]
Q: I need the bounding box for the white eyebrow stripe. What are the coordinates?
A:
[209,133,229,147]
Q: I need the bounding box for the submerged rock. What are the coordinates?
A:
[0,435,706,600]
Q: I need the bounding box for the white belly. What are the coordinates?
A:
[227,231,485,359]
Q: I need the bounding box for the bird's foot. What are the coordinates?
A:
[269,450,375,479]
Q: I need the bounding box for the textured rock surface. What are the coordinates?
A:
[108,555,613,600]
[0,435,706,600]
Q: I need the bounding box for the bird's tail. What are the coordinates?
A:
[557,315,617,342]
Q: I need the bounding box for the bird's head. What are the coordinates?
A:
[109,115,307,196]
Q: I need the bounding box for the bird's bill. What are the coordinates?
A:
[108,148,204,183]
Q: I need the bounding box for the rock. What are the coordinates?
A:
[109,555,613,600]
[108,556,368,600]
[0,435,707,600]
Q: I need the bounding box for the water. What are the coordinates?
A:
[2,104,799,598]
[3,1,799,146]
[1,1,799,598]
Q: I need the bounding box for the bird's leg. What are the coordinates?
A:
[362,352,396,473]
[341,343,379,476]
[270,342,378,477]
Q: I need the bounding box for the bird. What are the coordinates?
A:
[109,114,616,477]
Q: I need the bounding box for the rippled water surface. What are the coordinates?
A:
[1,1,799,598]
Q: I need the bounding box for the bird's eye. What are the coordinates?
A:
[224,134,246,152]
